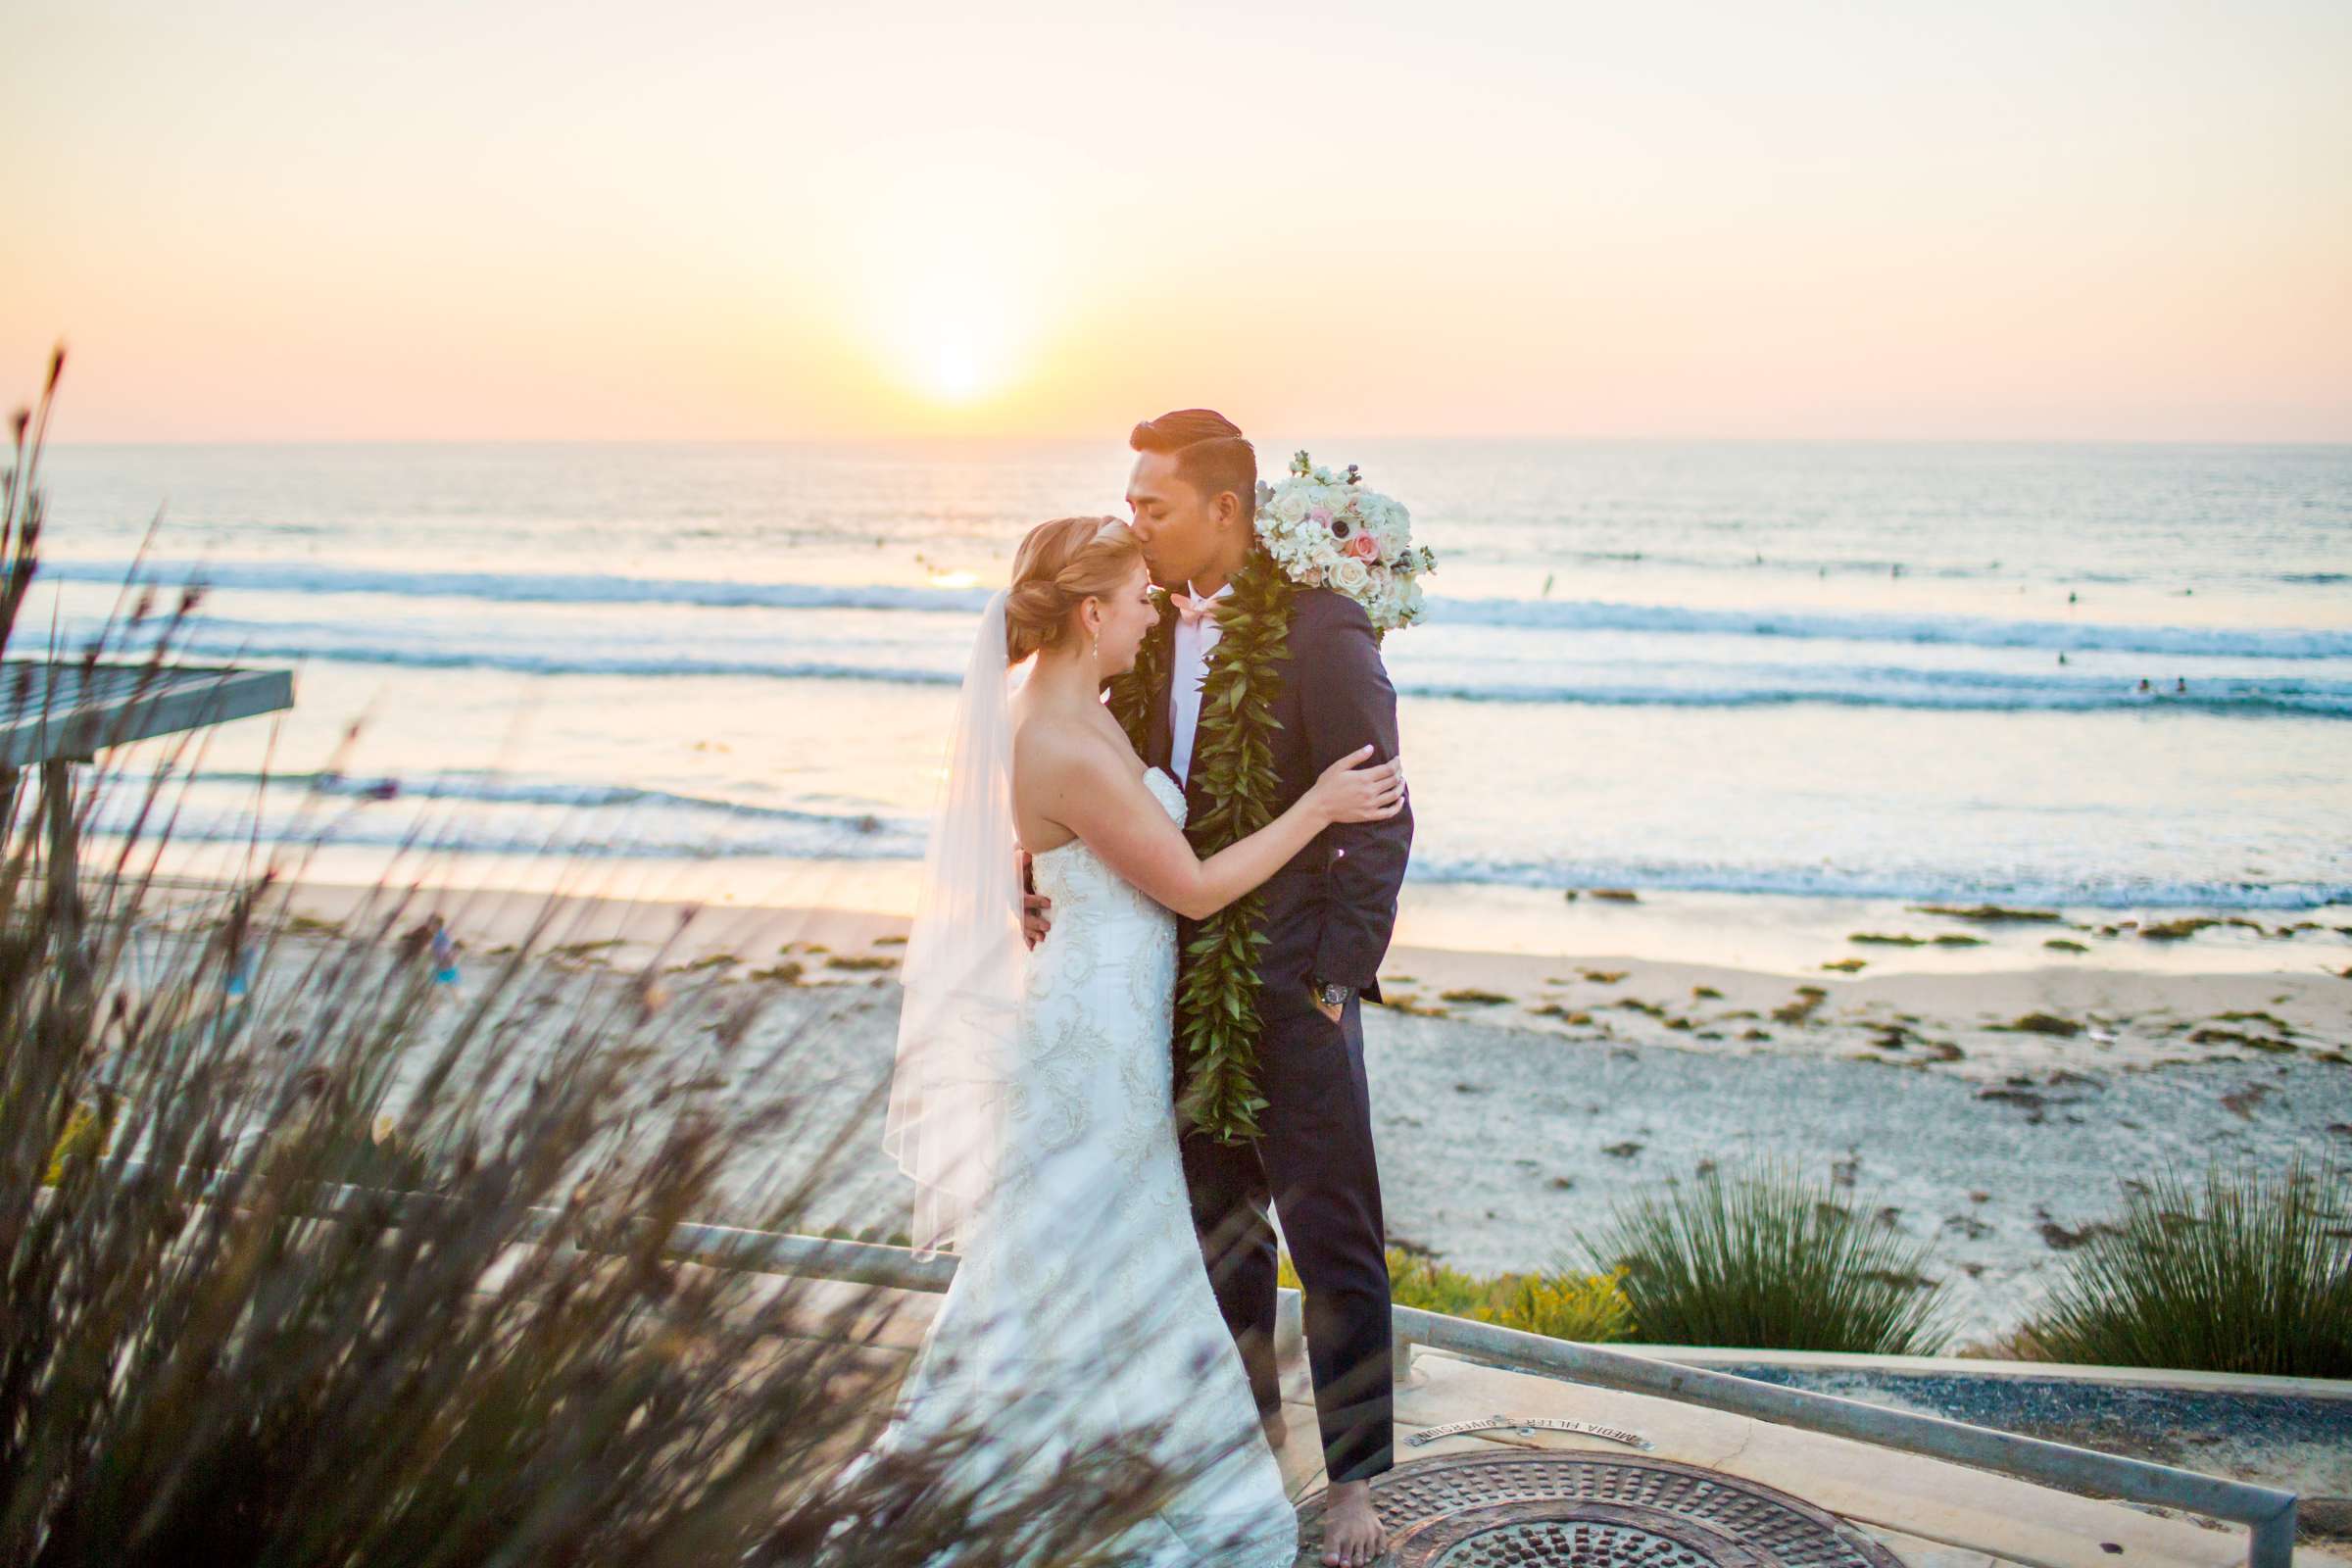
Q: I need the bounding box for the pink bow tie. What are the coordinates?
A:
[1174,588,1220,627]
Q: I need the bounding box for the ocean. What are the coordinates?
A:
[23,438,2352,930]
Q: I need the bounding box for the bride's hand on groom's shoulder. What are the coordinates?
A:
[1307,745,1407,827]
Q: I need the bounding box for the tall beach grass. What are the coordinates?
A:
[1,350,1225,1567]
[2022,1156,2350,1377]
[1574,1159,1951,1354]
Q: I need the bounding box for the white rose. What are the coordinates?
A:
[1272,488,1310,526]
[1331,556,1373,597]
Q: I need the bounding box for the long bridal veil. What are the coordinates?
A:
[885,591,1026,1256]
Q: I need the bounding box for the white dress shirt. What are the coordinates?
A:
[1168,579,1234,786]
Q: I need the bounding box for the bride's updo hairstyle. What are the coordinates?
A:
[1004,514,1142,663]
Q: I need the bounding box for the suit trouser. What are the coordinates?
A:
[1179,996,1394,1485]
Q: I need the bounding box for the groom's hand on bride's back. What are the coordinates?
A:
[1018,848,1053,948]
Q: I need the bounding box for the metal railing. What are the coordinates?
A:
[1387,1302,2297,1567]
[108,1169,2300,1567]
[663,1222,2298,1568]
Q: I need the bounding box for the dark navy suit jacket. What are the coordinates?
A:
[1145,584,1413,1021]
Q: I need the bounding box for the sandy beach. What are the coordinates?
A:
[168,874,2348,1354]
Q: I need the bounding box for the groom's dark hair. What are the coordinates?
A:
[1130,409,1256,522]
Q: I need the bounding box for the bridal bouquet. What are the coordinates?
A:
[1253,451,1435,633]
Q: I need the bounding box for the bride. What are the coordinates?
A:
[860,514,1403,1565]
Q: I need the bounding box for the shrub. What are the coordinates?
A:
[1574,1159,1950,1353]
[1478,1267,1638,1343]
[1280,1249,1637,1343]
[2022,1157,2350,1376]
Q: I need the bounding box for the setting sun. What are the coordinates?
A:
[926,340,989,403]
[867,266,1029,410]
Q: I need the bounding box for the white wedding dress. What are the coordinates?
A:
[861,765,1298,1566]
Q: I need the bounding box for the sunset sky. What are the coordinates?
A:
[7,0,2349,442]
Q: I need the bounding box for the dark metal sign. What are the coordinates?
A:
[1406,1414,1653,1451]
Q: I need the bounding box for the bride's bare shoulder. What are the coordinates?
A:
[1014,710,1133,794]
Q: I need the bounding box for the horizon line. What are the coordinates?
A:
[39,433,2352,451]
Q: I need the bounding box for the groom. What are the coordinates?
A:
[1124,408,1411,1568]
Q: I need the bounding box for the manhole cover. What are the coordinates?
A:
[1296,1451,1902,1568]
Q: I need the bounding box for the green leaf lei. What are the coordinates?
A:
[1107,548,1297,1144]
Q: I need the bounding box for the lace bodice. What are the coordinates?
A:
[1015,765,1185,1106]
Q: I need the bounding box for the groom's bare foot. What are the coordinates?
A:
[1320,1480,1384,1566]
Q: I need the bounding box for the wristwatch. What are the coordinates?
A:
[1314,980,1352,1011]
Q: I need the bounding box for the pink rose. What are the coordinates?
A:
[1348,532,1381,561]
[1308,507,1333,527]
